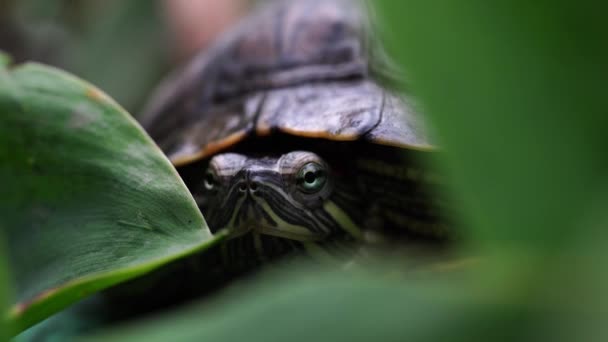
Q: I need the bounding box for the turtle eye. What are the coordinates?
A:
[203,170,217,191]
[297,162,327,193]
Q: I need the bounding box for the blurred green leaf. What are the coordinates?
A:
[8,0,169,113]
[0,61,222,334]
[375,0,608,253]
[20,257,608,342]
[11,0,64,20]
[67,0,169,113]
[54,266,483,342]
[0,51,14,341]
[0,53,11,67]
[78,263,567,342]
[373,0,608,339]
[16,294,116,341]
[0,232,11,341]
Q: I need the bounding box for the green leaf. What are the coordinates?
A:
[371,0,608,339]
[0,61,221,334]
[0,231,12,340]
[76,264,561,342]
[0,52,11,68]
[67,0,169,113]
[9,0,168,113]
[22,265,484,342]
[18,257,606,341]
[374,0,608,253]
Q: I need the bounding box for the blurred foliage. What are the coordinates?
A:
[376,0,608,339]
[0,0,170,113]
[0,233,10,341]
[86,266,498,342]
[89,263,608,342]
[0,58,219,334]
[377,0,608,254]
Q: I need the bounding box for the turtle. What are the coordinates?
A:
[140,0,448,271]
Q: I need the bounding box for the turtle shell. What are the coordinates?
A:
[140,0,433,167]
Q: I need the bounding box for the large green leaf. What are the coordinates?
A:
[82,262,603,342]
[375,0,608,253]
[0,60,222,334]
[90,270,474,341]
[0,52,11,342]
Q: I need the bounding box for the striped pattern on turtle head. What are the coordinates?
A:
[194,151,363,242]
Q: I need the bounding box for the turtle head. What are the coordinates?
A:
[196,151,361,241]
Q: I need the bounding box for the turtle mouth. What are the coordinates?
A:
[254,224,324,242]
[225,195,325,242]
[228,223,320,242]
[225,220,255,238]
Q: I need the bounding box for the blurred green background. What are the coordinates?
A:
[0,232,10,342]
[2,0,607,340]
[0,0,250,115]
[0,0,169,113]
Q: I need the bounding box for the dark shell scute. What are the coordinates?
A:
[257,81,382,139]
[365,93,433,150]
[141,0,433,166]
[163,94,264,164]
[212,0,369,100]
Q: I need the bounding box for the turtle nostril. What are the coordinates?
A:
[249,181,258,192]
[238,182,247,192]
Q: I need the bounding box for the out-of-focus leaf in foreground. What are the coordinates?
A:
[373,0,608,340]
[0,59,220,334]
[0,232,10,341]
[375,0,608,253]
[86,266,499,342]
[84,262,602,342]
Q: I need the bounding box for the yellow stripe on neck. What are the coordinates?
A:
[323,200,364,240]
[257,200,322,241]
